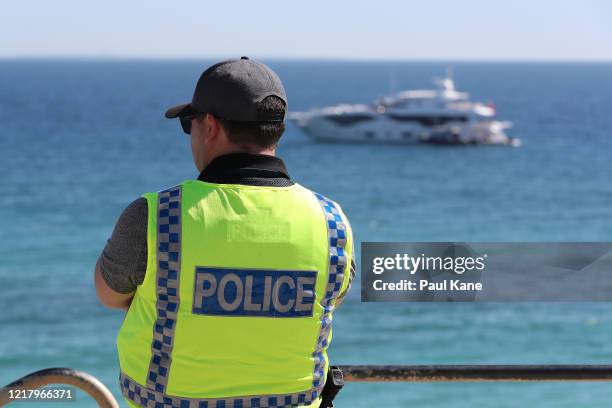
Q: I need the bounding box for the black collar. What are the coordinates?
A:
[198,153,293,186]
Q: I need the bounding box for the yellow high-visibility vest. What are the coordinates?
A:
[117,179,353,408]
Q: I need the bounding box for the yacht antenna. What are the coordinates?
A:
[388,65,397,95]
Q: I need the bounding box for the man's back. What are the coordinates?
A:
[118,177,353,407]
[95,58,355,408]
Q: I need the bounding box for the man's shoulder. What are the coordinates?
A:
[109,196,149,243]
[122,196,149,222]
[307,188,347,213]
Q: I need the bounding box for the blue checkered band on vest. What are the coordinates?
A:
[147,185,183,393]
[312,193,348,390]
[121,372,317,407]
[119,187,347,407]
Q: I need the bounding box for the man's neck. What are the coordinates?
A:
[197,153,292,186]
[204,147,276,169]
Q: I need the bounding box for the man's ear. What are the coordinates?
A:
[205,114,221,142]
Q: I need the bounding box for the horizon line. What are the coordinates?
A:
[1,55,612,64]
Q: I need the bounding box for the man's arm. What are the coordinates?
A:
[94,197,148,311]
[95,259,134,310]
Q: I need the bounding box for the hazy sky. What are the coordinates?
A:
[2,0,612,60]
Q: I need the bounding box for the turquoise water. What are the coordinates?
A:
[1,60,612,407]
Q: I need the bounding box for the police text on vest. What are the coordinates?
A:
[193,267,317,317]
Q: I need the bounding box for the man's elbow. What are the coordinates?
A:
[96,286,130,310]
[100,298,132,310]
[95,261,134,310]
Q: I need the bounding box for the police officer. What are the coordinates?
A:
[95,57,355,408]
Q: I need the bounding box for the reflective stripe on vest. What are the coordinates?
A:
[121,371,316,408]
[311,193,347,390]
[119,184,349,408]
[147,186,182,393]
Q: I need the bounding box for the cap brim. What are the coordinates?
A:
[165,103,194,119]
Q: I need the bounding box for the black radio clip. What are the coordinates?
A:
[320,366,345,407]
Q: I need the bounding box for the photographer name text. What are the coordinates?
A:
[373,279,482,292]
[371,253,486,293]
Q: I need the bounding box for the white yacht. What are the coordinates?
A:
[289,72,519,146]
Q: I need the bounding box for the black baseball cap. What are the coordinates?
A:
[165,57,287,122]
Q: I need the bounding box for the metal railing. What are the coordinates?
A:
[0,368,119,408]
[4,365,612,407]
[340,365,612,382]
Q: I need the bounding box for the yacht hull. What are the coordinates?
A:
[291,114,515,146]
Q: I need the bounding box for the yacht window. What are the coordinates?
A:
[325,114,373,126]
[387,114,468,126]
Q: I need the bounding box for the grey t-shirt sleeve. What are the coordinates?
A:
[97,197,148,294]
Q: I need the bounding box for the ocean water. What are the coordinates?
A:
[1,60,612,407]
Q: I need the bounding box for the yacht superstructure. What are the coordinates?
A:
[290,73,518,146]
